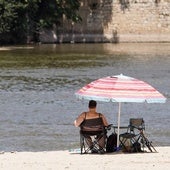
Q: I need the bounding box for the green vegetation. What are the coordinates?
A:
[0,0,81,44]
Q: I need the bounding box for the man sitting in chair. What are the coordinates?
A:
[74,100,109,153]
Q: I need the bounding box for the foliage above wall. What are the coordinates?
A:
[0,0,82,44]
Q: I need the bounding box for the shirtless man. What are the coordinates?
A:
[74,100,109,153]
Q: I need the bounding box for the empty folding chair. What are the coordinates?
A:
[119,118,157,153]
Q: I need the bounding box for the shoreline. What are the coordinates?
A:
[0,146,169,170]
[0,41,170,51]
[0,46,34,51]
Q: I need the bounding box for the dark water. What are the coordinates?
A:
[0,43,169,152]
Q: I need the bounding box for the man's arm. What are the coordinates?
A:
[101,114,109,127]
[74,112,85,127]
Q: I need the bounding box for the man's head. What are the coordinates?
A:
[88,100,97,109]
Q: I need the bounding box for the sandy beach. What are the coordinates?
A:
[0,147,169,170]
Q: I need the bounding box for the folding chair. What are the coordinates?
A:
[80,130,107,154]
[119,118,157,153]
[80,118,107,154]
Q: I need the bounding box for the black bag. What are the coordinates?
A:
[106,133,117,153]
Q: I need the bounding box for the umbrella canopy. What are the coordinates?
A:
[75,74,166,103]
[75,74,166,149]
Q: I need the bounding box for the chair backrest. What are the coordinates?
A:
[80,117,104,135]
[129,118,145,132]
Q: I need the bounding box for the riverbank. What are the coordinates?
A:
[0,147,169,170]
[0,46,34,51]
[40,33,170,43]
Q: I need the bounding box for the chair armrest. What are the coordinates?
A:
[106,125,129,133]
[130,125,144,131]
[105,124,113,130]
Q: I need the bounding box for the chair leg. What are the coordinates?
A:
[80,133,106,154]
[139,132,157,152]
[143,136,157,152]
[149,142,157,152]
[120,136,136,152]
[80,135,90,154]
[120,137,129,152]
[80,135,84,154]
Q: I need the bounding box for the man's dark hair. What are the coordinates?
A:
[88,100,97,108]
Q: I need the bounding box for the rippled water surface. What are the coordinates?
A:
[0,43,169,151]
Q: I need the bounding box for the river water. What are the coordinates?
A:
[0,43,169,152]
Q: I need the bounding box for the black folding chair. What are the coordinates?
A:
[79,113,109,154]
[80,129,107,154]
[119,118,157,153]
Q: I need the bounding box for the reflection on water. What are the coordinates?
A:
[0,43,169,151]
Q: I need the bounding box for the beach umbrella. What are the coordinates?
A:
[75,74,166,149]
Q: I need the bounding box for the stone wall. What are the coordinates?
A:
[40,0,170,43]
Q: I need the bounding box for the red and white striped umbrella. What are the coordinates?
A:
[75,74,166,148]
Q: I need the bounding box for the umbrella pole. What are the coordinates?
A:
[117,102,121,150]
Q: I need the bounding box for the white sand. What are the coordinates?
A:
[0,147,169,170]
